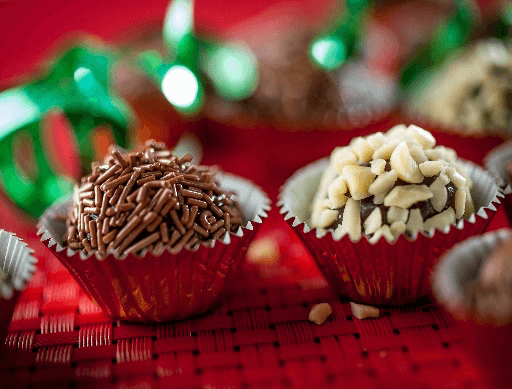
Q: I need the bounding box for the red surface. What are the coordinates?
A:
[0,114,510,388]
[462,319,512,389]
[0,1,511,388]
[0,0,336,84]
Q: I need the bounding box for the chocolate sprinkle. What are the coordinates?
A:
[66,141,244,257]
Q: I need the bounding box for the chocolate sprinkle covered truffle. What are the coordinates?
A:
[66,140,244,257]
[311,124,475,241]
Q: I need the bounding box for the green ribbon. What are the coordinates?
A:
[309,0,370,70]
[0,44,132,218]
[142,0,258,115]
[399,0,476,93]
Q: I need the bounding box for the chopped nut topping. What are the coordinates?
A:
[446,167,467,189]
[409,145,428,164]
[351,137,375,163]
[309,303,332,325]
[310,124,474,242]
[369,225,394,243]
[316,209,339,229]
[429,176,449,212]
[406,209,424,235]
[370,159,386,175]
[342,165,376,201]
[333,150,358,175]
[455,188,467,219]
[364,208,382,235]
[327,176,348,209]
[373,140,400,160]
[408,124,436,149]
[387,207,409,224]
[419,161,444,177]
[350,302,380,320]
[423,208,456,232]
[368,170,398,197]
[341,198,361,240]
[390,142,424,183]
[366,132,385,150]
[390,221,407,235]
[384,185,433,209]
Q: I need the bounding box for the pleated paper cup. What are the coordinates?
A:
[0,230,37,345]
[38,173,271,322]
[484,139,512,224]
[278,158,503,306]
[432,229,512,389]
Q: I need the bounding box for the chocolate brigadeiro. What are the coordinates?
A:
[310,124,475,242]
[66,140,244,258]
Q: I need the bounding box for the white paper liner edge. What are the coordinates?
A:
[0,229,38,299]
[278,157,504,244]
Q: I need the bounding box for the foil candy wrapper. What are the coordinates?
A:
[278,157,503,306]
[38,173,270,322]
[0,230,37,345]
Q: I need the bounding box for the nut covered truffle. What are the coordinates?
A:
[408,40,512,134]
[66,141,244,257]
[311,124,475,241]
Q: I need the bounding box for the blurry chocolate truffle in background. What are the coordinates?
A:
[204,26,344,129]
[201,3,345,130]
[464,234,512,325]
[204,0,456,130]
[110,0,479,133]
[407,39,512,135]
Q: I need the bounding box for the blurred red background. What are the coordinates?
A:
[0,0,338,83]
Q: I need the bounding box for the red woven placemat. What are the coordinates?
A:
[0,206,495,389]
[0,116,507,388]
[0,248,486,389]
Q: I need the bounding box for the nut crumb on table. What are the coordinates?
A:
[350,302,380,319]
[247,237,280,265]
[309,303,332,325]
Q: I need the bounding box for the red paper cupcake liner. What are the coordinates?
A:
[38,174,271,322]
[278,158,503,306]
[484,139,512,224]
[0,230,37,346]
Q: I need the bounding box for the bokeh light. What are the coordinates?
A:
[204,44,258,101]
[310,37,347,70]
[161,65,202,112]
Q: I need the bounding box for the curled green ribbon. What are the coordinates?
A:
[141,0,258,115]
[399,0,476,93]
[0,44,132,218]
[309,0,370,70]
